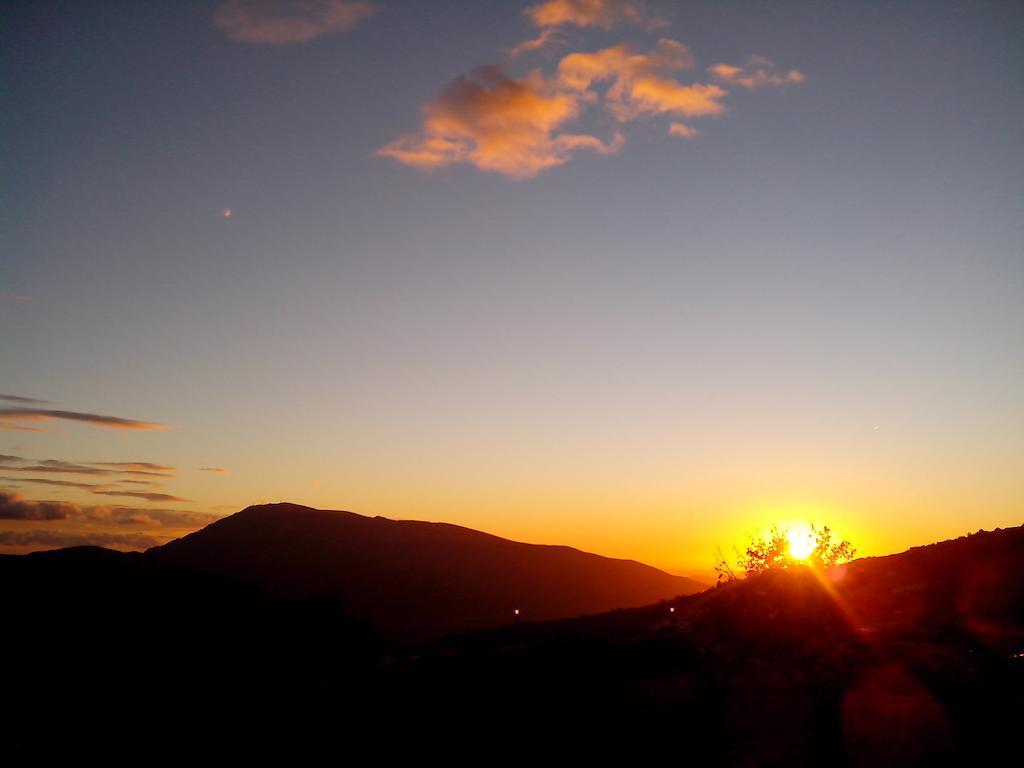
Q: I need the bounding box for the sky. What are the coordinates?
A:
[2,0,1022,573]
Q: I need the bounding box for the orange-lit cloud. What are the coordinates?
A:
[7,460,111,475]
[0,423,46,432]
[0,408,168,431]
[558,39,725,121]
[384,38,805,178]
[378,66,622,179]
[0,529,165,551]
[668,122,697,138]
[507,28,562,59]
[94,462,176,473]
[709,56,806,89]
[93,490,191,503]
[200,466,228,473]
[214,0,376,45]
[525,0,666,30]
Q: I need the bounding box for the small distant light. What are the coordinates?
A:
[223,208,233,218]
[513,608,520,616]
[669,606,675,613]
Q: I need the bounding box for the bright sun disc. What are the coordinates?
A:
[786,527,816,560]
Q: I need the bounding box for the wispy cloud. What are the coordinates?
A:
[94,462,175,472]
[0,408,168,431]
[214,0,376,45]
[709,56,806,89]
[0,423,46,432]
[0,491,79,521]
[92,491,191,503]
[7,460,111,476]
[200,467,228,473]
[558,40,725,121]
[84,506,221,528]
[668,122,698,138]
[0,476,104,491]
[0,529,165,551]
[507,28,562,59]
[524,0,666,30]
[0,394,50,404]
[0,455,23,464]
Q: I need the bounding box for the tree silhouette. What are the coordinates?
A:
[717,524,856,581]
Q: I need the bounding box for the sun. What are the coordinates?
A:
[786,525,816,560]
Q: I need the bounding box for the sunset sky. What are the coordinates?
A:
[2,0,1022,573]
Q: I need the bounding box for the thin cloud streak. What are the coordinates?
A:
[94,462,176,472]
[214,0,376,45]
[0,408,168,431]
[0,529,165,551]
[0,394,51,404]
[92,490,191,503]
[0,476,105,491]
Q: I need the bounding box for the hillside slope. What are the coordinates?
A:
[146,502,705,641]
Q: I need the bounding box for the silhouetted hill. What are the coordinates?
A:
[145,502,705,642]
[6,520,1023,763]
[378,524,1024,764]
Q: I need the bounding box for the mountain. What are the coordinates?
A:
[8,515,1022,762]
[374,524,1024,763]
[145,502,705,642]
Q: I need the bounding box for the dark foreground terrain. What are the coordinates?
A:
[5,511,1023,764]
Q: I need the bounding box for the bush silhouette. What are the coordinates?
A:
[717,524,856,582]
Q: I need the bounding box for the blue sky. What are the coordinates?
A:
[2,0,1022,570]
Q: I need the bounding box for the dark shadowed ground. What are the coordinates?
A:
[5,519,1023,764]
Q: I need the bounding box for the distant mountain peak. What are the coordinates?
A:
[147,502,706,642]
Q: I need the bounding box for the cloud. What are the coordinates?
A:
[92,491,191,503]
[0,458,180,491]
[507,28,562,59]
[0,394,50,404]
[0,529,165,551]
[7,460,111,475]
[0,490,215,527]
[214,0,376,45]
[378,65,623,179]
[199,467,227,473]
[557,39,725,121]
[668,122,698,138]
[708,56,806,89]
[525,0,666,30]
[0,408,168,431]
[0,423,46,432]
[0,476,104,491]
[383,39,803,178]
[94,462,176,472]
[0,491,78,521]
[83,506,221,528]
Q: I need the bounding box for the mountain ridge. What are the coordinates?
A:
[145,501,706,641]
